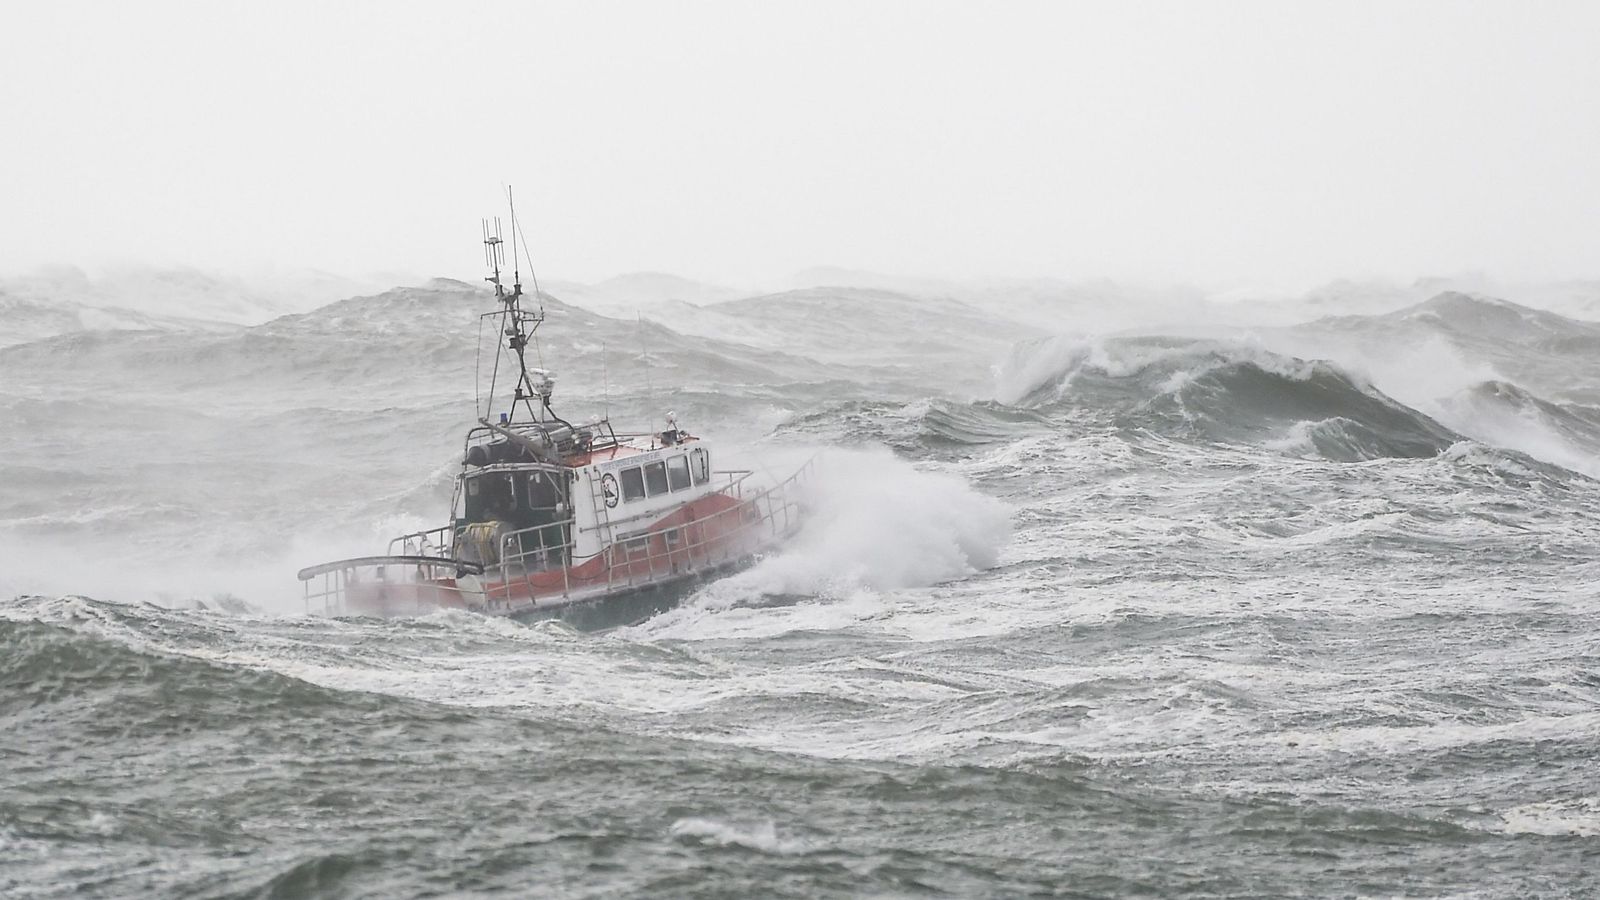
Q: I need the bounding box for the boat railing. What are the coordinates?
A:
[390,525,456,559]
[485,456,815,606]
[715,469,756,498]
[580,469,757,535]
[494,519,570,574]
[298,556,485,615]
[463,418,622,455]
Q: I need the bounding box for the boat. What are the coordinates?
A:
[298,201,811,628]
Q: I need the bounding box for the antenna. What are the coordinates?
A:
[482,217,506,298]
[477,189,555,430]
[506,190,545,320]
[480,217,508,415]
[602,341,611,422]
[638,311,654,436]
[507,185,522,293]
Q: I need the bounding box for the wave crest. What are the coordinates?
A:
[995,336,1459,461]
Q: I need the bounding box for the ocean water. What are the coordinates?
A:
[3,276,1599,898]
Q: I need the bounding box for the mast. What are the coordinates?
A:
[480,187,554,427]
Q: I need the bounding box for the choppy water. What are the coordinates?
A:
[3,276,1599,897]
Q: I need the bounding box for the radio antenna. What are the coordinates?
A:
[481,216,507,415]
[507,184,522,293]
[480,195,548,426]
[638,312,655,438]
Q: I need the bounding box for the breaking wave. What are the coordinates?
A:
[631,448,1010,639]
[1436,381,1600,479]
[995,336,1460,461]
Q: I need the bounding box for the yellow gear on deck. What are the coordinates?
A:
[461,522,503,565]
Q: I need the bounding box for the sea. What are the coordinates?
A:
[2,270,1598,898]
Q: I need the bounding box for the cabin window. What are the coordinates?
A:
[690,448,709,485]
[623,535,649,555]
[621,467,646,502]
[643,461,669,496]
[664,528,681,548]
[666,455,692,492]
[524,470,562,510]
[478,474,516,521]
[467,478,481,496]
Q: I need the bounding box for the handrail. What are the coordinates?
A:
[541,459,807,571]
[487,455,812,601]
[297,555,484,581]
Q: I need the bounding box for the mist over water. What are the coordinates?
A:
[4,269,1600,897]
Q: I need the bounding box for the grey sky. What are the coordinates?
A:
[3,1,1596,289]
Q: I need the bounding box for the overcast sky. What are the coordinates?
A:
[3,1,1596,289]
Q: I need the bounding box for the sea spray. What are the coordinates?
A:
[626,448,1011,641]
[714,447,1008,597]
